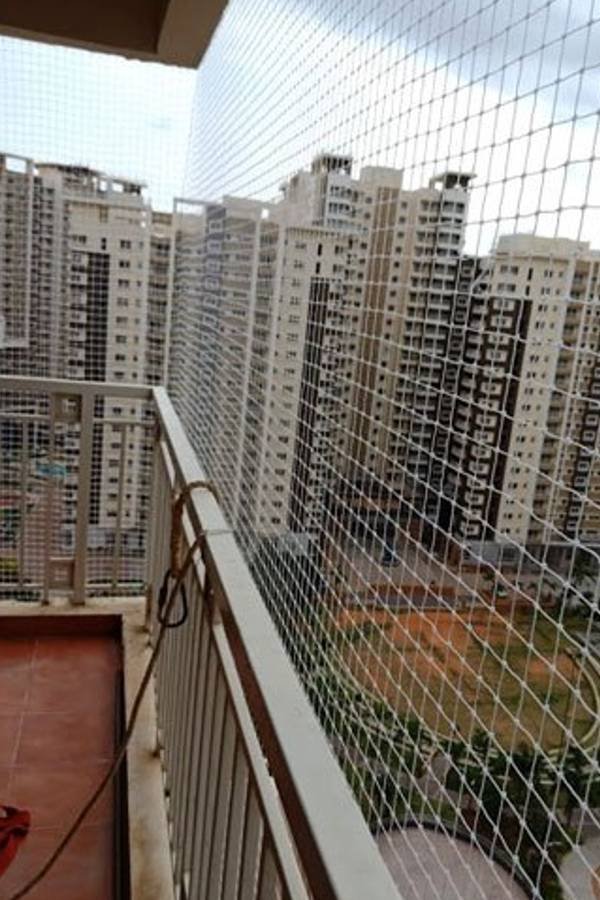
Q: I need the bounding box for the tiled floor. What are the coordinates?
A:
[0,633,119,899]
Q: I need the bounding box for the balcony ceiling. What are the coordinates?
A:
[0,0,227,67]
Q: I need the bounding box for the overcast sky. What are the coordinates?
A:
[0,0,598,252]
[0,36,195,210]
[186,0,600,254]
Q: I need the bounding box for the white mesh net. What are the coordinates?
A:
[0,40,194,596]
[171,2,600,898]
[2,1,600,897]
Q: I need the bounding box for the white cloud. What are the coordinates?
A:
[0,36,195,210]
[185,0,600,254]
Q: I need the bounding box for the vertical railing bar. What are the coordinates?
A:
[222,740,249,900]
[196,668,228,898]
[73,390,95,605]
[188,642,219,899]
[151,455,166,679]
[180,592,212,881]
[111,422,128,590]
[152,442,171,640]
[207,702,238,900]
[162,477,183,793]
[160,474,177,794]
[198,683,230,899]
[238,790,263,900]
[42,394,56,605]
[256,838,279,900]
[172,561,204,883]
[150,452,171,773]
[18,419,28,588]
[163,622,180,794]
[144,425,162,629]
[209,625,307,900]
[169,556,196,875]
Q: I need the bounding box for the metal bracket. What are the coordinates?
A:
[52,393,82,425]
[48,556,75,589]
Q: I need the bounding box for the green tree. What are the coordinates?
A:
[480,746,510,822]
[444,737,468,793]
[587,752,600,810]
[505,742,536,813]
[572,548,597,586]
[444,736,488,813]
[393,714,430,779]
[559,745,588,828]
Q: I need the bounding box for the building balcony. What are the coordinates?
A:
[0,376,398,900]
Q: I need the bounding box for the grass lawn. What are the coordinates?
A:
[335,606,596,750]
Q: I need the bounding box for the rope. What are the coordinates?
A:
[7,479,216,900]
[157,480,218,630]
[170,480,217,575]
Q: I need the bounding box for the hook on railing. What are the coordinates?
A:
[156,479,218,629]
[157,569,188,628]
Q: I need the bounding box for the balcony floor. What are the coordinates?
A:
[0,617,121,899]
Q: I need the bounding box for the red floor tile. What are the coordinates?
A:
[0,631,119,899]
[0,766,11,794]
[0,714,23,766]
[7,763,113,829]
[0,823,113,900]
[32,637,118,672]
[28,666,115,715]
[0,639,35,670]
[0,668,31,714]
[17,711,114,766]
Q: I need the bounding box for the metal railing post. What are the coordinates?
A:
[42,396,57,605]
[73,391,95,605]
[18,420,28,589]
[144,421,163,630]
[111,423,128,591]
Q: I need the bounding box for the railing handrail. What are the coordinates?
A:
[0,375,153,400]
[152,385,401,900]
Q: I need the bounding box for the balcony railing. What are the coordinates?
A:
[0,376,400,900]
[0,376,155,603]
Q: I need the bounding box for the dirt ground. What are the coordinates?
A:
[336,607,594,749]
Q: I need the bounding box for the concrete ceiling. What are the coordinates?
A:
[0,0,228,67]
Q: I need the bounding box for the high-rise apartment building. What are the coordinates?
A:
[169,158,600,584]
[340,169,473,556]
[34,163,151,543]
[0,153,67,376]
[168,156,372,548]
[250,156,358,543]
[147,211,173,386]
[0,153,172,553]
[169,156,475,574]
[448,234,600,565]
[167,200,206,437]
[169,196,269,530]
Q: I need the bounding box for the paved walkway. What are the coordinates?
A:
[377,829,528,900]
[561,835,600,900]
